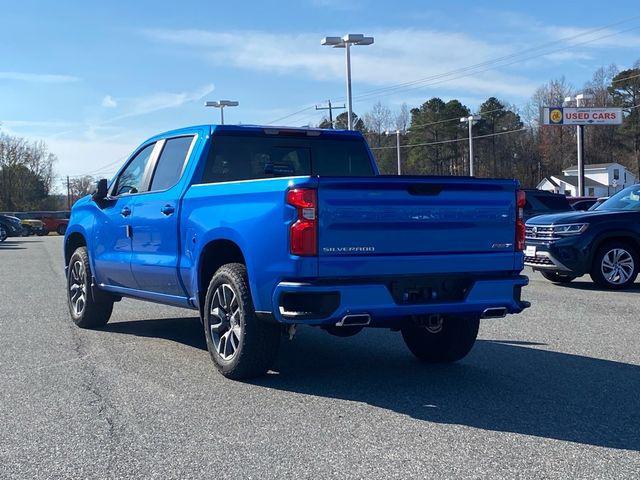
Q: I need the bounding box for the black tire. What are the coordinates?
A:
[590,241,639,290]
[37,229,48,236]
[0,226,7,242]
[203,263,280,379]
[540,270,577,284]
[401,315,479,363]
[22,226,32,237]
[67,247,113,328]
[57,224,67,235]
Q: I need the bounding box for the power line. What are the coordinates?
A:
[265,16,640,126]
[348,16,640,102]
[352,24,640,103]
[369,127,526,150]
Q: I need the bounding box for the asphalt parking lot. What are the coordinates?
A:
[1,236,639,479]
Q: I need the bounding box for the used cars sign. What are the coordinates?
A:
[542,107,623,125]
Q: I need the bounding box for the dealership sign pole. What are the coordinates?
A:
[542,104,622,196]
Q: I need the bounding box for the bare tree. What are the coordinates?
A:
[0,133,57,211]
[69,175,96,205]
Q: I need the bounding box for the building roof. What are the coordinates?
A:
[538,176,559,188]
[563,162,623,172]
[551,175,608,188]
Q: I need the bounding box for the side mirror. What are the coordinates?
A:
[92,178,108,202]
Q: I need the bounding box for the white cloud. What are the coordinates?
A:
[142,28,537,99]
[101,95,117,108]
[0,71,81,83]
[104,83,215,123]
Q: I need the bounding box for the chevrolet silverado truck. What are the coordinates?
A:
[64,125,529,379]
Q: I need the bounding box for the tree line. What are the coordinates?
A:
[321,59,640,187]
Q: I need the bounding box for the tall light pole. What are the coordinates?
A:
[204,100,239,125]
[321,34,374,130]
[460,115,482,176]
[564,93,594,196]
[384,129,407,175]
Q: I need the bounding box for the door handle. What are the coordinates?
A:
[120,207,131,217]
[160,204,175,216]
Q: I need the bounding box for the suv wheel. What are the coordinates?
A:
[590,241,639,290]
[540,271,577,284]
[401,315,479,363]
[0,226,7,242]
[67,247,114,328]
[203,263,280,379]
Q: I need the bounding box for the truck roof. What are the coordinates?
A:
[151,124,365,141]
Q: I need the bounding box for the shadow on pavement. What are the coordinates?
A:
[104,316,640,451]
[557,279,640,293]
[104,317,207,350]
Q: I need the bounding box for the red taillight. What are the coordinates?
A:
[516,190,526,251]
[286,188,317,256]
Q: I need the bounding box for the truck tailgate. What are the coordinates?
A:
[317,176,518,275]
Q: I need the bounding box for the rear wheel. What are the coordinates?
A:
[203,263,280,379]
[401,315,479,363]
[0,226,7,242]
[540,271,577,284]
[67,247,113,328]
[37,228,48,236]
[57,224,67,235]
[590,241,638,290]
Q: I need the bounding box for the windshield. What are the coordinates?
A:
[596,185,640,211]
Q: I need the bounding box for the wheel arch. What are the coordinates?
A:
[588,231,640,266]
[64,231,87,266]
[197,238,247,318]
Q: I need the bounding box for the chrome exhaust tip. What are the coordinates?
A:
[336,314,371,327]
[481,307,508,319]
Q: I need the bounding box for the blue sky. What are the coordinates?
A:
[1,0,639,186]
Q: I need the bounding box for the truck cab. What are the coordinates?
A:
[64,125,529,379]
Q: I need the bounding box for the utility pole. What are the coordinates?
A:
[460,115,482,176]
[66,176,71,210]
[315,100,345,128]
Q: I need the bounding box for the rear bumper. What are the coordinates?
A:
[271,275,529,326]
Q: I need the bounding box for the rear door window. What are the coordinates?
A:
[150,136,194,191]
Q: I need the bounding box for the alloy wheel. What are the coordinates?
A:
[209,284,242,360]
[69,260,87,316]
[601,248,635,285]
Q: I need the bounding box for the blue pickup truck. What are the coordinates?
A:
[64,124,529,379]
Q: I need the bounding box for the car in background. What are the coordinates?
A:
[0,224,7,242]
[17,211,69,235]
[0,214,25,238]
[567,196,599,211]
[525,184,640,289]
[588,197,609,211]
[10,213,48,236]
[522,189,572,221]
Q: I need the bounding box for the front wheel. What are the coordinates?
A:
[203,263,280,379]
[67,247,114,328]
[590,242,638,290]
[540,271,577,284]
[401,315,479,363]
[37,229,48,236]
[0,226,7,242]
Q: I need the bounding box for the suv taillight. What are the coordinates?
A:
[516,190,526,251]
[286,188,317,256]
